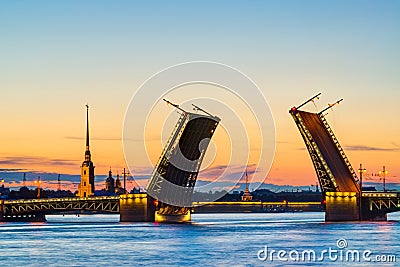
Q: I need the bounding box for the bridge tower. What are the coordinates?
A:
[77,105,95,198]
[146,100,220,222]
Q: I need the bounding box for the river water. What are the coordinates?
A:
[0,212,399,266]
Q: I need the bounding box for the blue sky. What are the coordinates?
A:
[0,1,399,191]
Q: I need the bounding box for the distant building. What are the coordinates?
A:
[0,184,10,198]
[77,105,95,198]
[103,169,126,195]
[115,174,122,189]
[130,187,140,194]
[105,168,115,193]
[241,188,253,201]
[362,186,377,191]
[115,174,125,194]
[241,170,253,201]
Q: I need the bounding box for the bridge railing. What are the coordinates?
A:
[362,192,399,198]
[4,196,120,204]
[3,196,121,215]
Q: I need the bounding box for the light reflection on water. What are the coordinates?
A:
[0,212,399,266]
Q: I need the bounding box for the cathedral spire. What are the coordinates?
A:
[78,104,95,198]
[86,104,90,151]
[84,104,91,162]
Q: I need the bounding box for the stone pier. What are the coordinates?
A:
[325,192,360,221]
[119,193,155,222]
[325,192,391,221]
[0,200,3,222]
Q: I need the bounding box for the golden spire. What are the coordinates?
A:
[242,168,253,201]
[85,104,90,151]
[83,104,91,163]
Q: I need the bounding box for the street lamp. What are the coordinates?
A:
[357,164,366,221]
[122,168,130,195]
[358,164,366,192]
[378,166,388,192]
[34,176,42,198]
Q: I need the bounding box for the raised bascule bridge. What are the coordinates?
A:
[0,100,219,223]
[146,99,221,222]
[290,93,400,221]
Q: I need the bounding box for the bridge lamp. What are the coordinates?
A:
[358,164,366,192]
[378,170,388,175]
[34,176,42,199]
[378,166,388,192]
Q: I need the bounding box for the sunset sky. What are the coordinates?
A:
[1,1,399,192]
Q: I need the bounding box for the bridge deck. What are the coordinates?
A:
[298,111,360,192]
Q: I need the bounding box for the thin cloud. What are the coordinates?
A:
[65,136,122,141]
[276,141,291,144]
[0,168,26,172]
[199,164,258,182]
[0,156,78,167]
[344,145,400,152]
[391,142,400,148]
[297,145,400,152]
[65,136,157,142]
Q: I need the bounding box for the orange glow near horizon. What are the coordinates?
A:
[1,92,399,191]
[1,97,400,191]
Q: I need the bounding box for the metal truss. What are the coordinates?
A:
[3,196,120,215]
[364,193,400,213]
[147,112,190,194]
